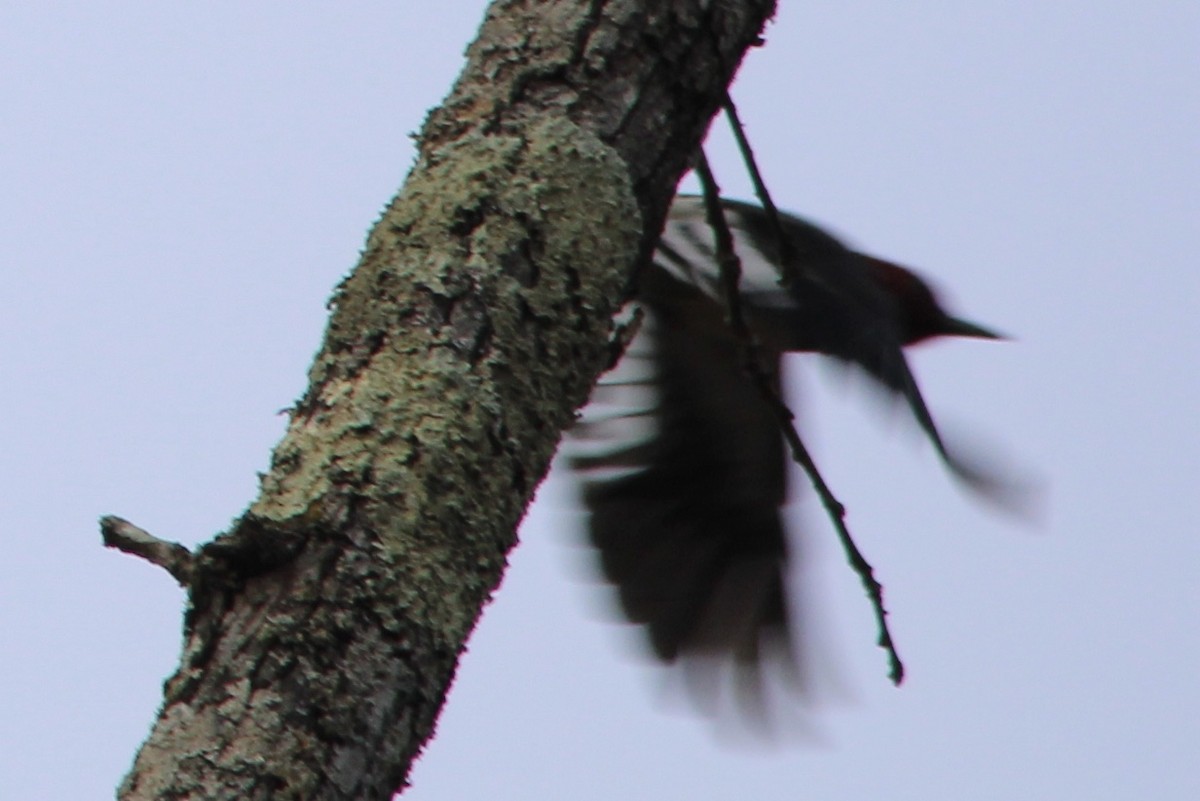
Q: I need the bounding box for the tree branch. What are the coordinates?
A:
[100,515,195,587]
[110,2,780,799]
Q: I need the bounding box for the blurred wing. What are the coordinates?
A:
[567,294,795,677]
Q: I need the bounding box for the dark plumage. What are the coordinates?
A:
[567,195,1005,716]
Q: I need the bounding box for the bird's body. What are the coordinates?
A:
[566,195,1004,713]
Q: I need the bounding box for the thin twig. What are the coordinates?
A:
[693,150,904,685]
[100,515,195,587]
[722,96,803,289]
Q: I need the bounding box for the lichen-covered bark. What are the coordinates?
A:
[117,2,775,799]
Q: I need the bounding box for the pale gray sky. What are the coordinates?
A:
[2,3,1196,799]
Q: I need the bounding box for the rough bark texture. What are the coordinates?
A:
[116,1,776,799]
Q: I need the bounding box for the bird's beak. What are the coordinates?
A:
[943,316,1006,340]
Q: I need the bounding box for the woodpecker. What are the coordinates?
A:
[566,195,1005,713]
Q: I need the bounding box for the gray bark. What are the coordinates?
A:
[114,1,776,798]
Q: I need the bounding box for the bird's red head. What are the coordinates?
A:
[862,255,1003,345]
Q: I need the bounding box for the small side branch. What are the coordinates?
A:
[100,515,195,587]
[603,305,645,371]
[693,152,904,685]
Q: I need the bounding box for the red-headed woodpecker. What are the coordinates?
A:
[567,195,1006,716]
